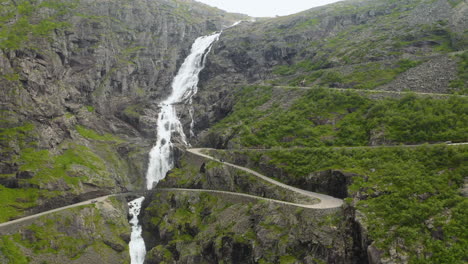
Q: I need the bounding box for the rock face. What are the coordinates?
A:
[203,150,358,199]
[140,149,366,263]
[0,0,246,221]
[189,0,468,140]
[141,190,349,264]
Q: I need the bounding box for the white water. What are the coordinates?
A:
[145,32,221,190]
[127,32,221,264]
[128,197,146,264]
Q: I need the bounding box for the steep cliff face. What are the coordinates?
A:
[190,0,468,139]
[142,190,348,264]
[0,0,246,222]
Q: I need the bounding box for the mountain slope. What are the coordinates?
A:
[0,0,246,261]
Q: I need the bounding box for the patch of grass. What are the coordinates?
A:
[0,123,35,143]
[449,51,468,95]
[16,143,109,187]
[85,106,95,112]
[76,125,124,143]
[0,0,76,50]
[0,186,40,222]
[0,236,29,264]
[319,59,421,89]
[123,104,142,119]
[280,255,298,264]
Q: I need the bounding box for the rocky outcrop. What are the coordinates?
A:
[205,150,357,198]
[141,190,349,264]
[158,150,318,205]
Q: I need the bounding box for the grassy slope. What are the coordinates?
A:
[0,109,134,222]
[201,87,467,262]
[208,86,467,148]
[0,197,130,263]
[211,145,467,263]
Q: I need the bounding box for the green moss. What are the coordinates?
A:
[123,104,143,119]
[319,59,421,90]
[15,143,110,189]
[280,255,299,264]
[205,160,223,170]
[449,51,468,95]
[76,125,124,143]
[0,123,35,142]
[0,0,75,50]
[0,186,41,222]
[0,236,29,264]
[273,65,297,76]
[85,106,95,112]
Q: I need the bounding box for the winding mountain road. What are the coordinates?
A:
[273,85,467,97]
[2,143,465,228]
[186,148,343,209]
[0,193,135,229]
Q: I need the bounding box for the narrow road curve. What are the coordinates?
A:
[0,193,135,228]
[158,188,340,209]
[274,85,467,97]
[187,148,343,209]
[224,142,468,152]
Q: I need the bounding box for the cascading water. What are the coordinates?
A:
[145,32,221,190]
[128,32,221,264]
[128,197,146,264]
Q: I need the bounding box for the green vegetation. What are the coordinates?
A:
[211,86,467,148]
[280,255,299,264]
[17,144,108,187]
[448,0,463,7]
[76,125,124,142]
[123,104,143,119]
[274,59,421,89]
[393,21,457,52]
[0,237,29,264]
[0,0,77,50]
[146,192,221,242]
[0,142,112,221]
[0,122,35,146]
[323,59,421,90]
[0,187,36,222]
[449,51,468,95]
[145,190,332,263]
[221,145,467,263]
[0,201,129,261]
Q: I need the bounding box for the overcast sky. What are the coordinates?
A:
[195,0,343,17]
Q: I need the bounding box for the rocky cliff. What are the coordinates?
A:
[191,0,467,140]
[0,0,246,222]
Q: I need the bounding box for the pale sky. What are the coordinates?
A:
[195,0,343,17]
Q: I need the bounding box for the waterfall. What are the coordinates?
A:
[128,32,221,264]
[145,32,221,190]
[128,197,146,264]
